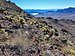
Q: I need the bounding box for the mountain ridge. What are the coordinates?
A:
[24,7,75,13]
[24,7,75,20]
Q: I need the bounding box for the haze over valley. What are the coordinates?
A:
[24,7,75,20]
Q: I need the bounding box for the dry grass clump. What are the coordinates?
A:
[63,45,75,55]
[5,29,33,49]
[0,29,8,42]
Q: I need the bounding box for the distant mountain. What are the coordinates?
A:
[56,7,75,13]
[24,9,56,13]
[24,9,56,15]
[24,7,75,20]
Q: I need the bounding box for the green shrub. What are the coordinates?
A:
[41,26,47,32]
[29,19,37,24]
[20,18,26,24]
[43,35,49,40]
[3,10,8,15]
[11,17,16,21]
[0,29,8,42]
[5,16,11,20]
[49,29,55,37]
[1,29,5,32]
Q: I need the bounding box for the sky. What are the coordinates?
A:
[7,0,75,9]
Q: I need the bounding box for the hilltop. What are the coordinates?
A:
[0,0,75,56]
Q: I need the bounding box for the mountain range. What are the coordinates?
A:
[24,7,75,20]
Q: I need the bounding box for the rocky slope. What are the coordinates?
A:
[0,0,75,56]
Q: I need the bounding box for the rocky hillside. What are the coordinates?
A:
[0,0,75,56]
[0,0,32,18]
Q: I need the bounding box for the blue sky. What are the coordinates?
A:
[7,0,75,9]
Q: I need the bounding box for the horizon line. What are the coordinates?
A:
[23,6,75,9]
